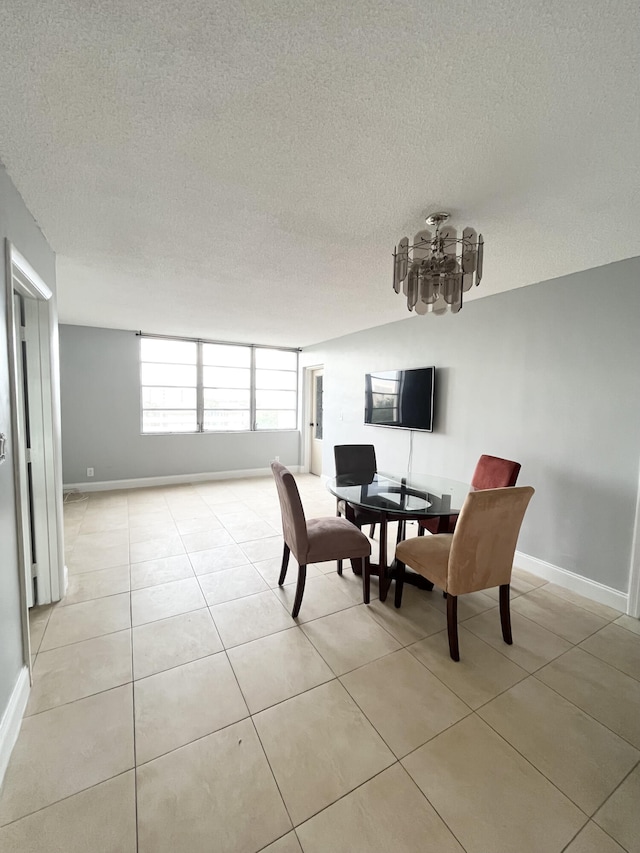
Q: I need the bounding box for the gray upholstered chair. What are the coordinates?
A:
[271,461,371,617]
[395,486,534,661]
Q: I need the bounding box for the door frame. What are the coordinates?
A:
[302,363,324,474]
[6,241,65,665]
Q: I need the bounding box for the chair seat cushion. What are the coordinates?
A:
[395,534,453,591]
[306,517,371,564]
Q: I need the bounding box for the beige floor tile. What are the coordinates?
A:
[0,771,136,853]
[197,564,270,605]
[364,585,447,645]
[408,627,527,709]
[134,653,248,764]
[323,567,375,604]
[181,527,233,552]
[169,504,214,521]
[79,512,129,535]
[511,566,548,588]
[253,556,322,587]
[564,822,626,853]
[62,564,130,605]
[130,534,186,563]
[130,554,194,590]
[210,590,294,647]
[240,535,286,562]
[40,593,131,650]
[297,763,464,853]
[227,519,280,543]
[133,608,222,679]
[478,678,639,814]
[485,572,537,600]
[27,630,132,715]
[227,627,334,713]
[536,648,640,748]
[300,605,401,674]
[0,685,133,825]
[260,832,303,853]
[217,509,262,527]
[580,623,640,681]
[464,608,573,672]
[614,614,640,636]
[136,718,291,853]
[402,715,586,853]
[340,649,470,758]
[512,587,609,644]
[175,514,223,535]
[66,541,130,573]
[543,583,622,621]
[427,589,497,621]
[273,574,357,623]
[131,577,205,626]
[73,528,129,549]
[127,509,174,527]
[595,764,640,853]
[28,604,55,652]
[188,543,250,575]
[253,680,395,825]
[128,521,178,543]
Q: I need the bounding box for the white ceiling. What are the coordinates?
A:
[1,0,639,347]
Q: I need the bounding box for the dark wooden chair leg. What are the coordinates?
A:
[499,583,513,645]
[394,560,405,608]
[337,559,343,576]
[278,544,290,585]
[418,525,425,537]
[446,594,460,661]
[370,523,376,538]
[361,557,370,604]
[292,564,307,618]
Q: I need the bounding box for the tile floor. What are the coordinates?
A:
[1,474,640,852]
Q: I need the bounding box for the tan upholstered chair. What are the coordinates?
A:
[271,462,371,617]
[395,486,534,661]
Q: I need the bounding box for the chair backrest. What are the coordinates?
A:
[334,444,377,484]
[471,454,521,491]
[447,486,534,595]
[271,461,308,561]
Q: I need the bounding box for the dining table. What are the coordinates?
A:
[327,471,471,601]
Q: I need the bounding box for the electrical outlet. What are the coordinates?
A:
[87,467,94,477]
[275,456,280,462]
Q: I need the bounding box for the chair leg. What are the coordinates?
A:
[446,594,460,661]
[361,557,370,604]
[418,525,425,537]
[278,544,290,585]
[499,583,513,645]
[394,560,405,608]
[337,559,343,576]
[292,564,307,618]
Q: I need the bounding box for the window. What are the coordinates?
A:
[140,336,298,433]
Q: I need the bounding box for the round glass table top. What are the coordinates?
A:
[327,471,471,518]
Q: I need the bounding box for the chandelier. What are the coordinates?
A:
[393,212,483,315]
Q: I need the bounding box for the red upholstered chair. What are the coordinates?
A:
[396,486,535,661]
[418,454,521,536]
[271,462,371,617]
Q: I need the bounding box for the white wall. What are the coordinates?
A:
[302,257,640,595]
[59,326,300,484]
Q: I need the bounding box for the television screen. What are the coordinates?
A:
[364,367,435,432]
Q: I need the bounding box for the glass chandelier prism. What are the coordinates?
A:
[393,212,483,314]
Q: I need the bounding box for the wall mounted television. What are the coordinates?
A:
[364,367,435,432]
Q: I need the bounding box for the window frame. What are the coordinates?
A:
[139,334,299,435]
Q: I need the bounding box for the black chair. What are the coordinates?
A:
[334,445,382,573]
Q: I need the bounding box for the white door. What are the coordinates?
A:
[310,368,324,476]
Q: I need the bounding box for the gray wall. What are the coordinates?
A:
[302,257,640,594]
[0,164,57,716]
[59,326,300,483]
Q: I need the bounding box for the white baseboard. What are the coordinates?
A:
[0,666,30,788]
[515,550,628,612]
[64,466,303,493]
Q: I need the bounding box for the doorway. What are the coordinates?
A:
[6,241,65,672]
[309,367,324,476]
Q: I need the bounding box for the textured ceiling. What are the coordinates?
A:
[0,0,639,347]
